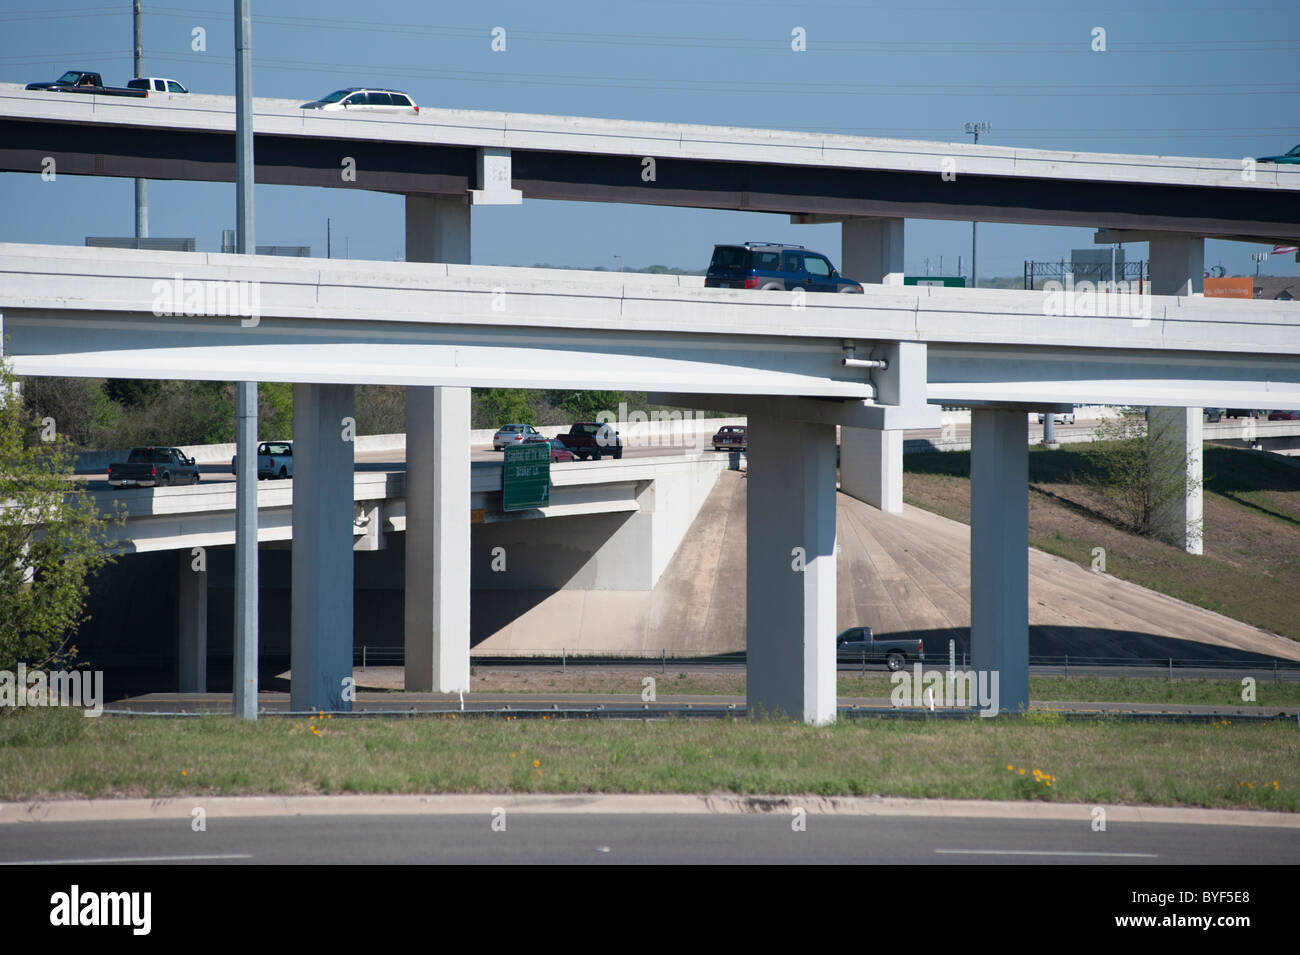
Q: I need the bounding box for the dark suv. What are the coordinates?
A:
[705,243,864,293]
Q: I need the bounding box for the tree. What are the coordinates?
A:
[1085,411,1200,544]
[542,390,626,422]
[475,388,538,428]
[0,356,122,672]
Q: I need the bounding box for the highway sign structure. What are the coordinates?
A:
[502,443,551,511]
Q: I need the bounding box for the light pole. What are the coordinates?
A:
[963,122,990,288]
[614,255,623,272]
[133,1,147,239]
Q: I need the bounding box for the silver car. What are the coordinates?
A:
[492,424,541,450]
[300,88,419,114]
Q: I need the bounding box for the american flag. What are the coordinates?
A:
[1272,244,1299,255]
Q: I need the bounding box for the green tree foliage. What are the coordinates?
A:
[542,390,626,422]
[475,388,539,427]
[355,385,406,435]
[258,382,294,440]
[103,379,162,408]
[21,377,119,448]
[1085,411,1199,543]
[0,358,122,672]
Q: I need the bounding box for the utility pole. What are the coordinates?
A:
[964,122,990,289]
[233,0,259,720]
[133,1,147,239]
[327,217,331,258]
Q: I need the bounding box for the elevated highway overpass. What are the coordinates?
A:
[1,83,1297,242]
[3,88,1299,723]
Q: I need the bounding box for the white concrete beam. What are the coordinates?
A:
[746,412,838,725]
[290,383,356,712]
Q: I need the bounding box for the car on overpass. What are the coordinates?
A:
[1036,411,1076,425]
[108,447,201,487]
[128,77,189,95]
[231,441,293,480]
[705,242,864,294]
[523,434,577,462]
[493,423,543,450]
[300,88,419,114]
[1255,145,1300,164]
[712,424,747,451]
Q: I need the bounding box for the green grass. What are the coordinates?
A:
[0,708,1294,810]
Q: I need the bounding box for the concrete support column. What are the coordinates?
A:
[1148,235,1204,297]
[403,190,472,693]
[970,408,1029,714]
[841,217,905,286]
[176,549,207,692]
[1148,407,1204,554]
[839,217,905,511]
[746,413,838,725]
[840,428,903,512]
[290,383,355,712]
[1148,234,1204,554]
[404,386,471,692]
[405,195,470,264]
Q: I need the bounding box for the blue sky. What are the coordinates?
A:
[2,0,1297,278]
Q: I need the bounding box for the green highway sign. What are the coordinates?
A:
[502,442,551,512]
[904,275,966,287]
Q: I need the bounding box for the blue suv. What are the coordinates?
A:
[705,242,864,293]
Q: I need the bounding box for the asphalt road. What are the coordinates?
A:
[3,814,1294,864]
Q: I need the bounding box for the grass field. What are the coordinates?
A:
[904,444,1300,642]
[1,708,1294,810]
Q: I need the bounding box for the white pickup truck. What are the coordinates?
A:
[231,440,293,480]
[128,77,189,94]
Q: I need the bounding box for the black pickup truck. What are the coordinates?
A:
[835,626,925,672]
[25,71,148,98]
[555,422,623,461]
[108,447,201,487]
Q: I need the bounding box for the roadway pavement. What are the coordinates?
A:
[2,811,1294,865]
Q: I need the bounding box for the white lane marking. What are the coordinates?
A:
[935,849,1157,858]
[2,853,252,865]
